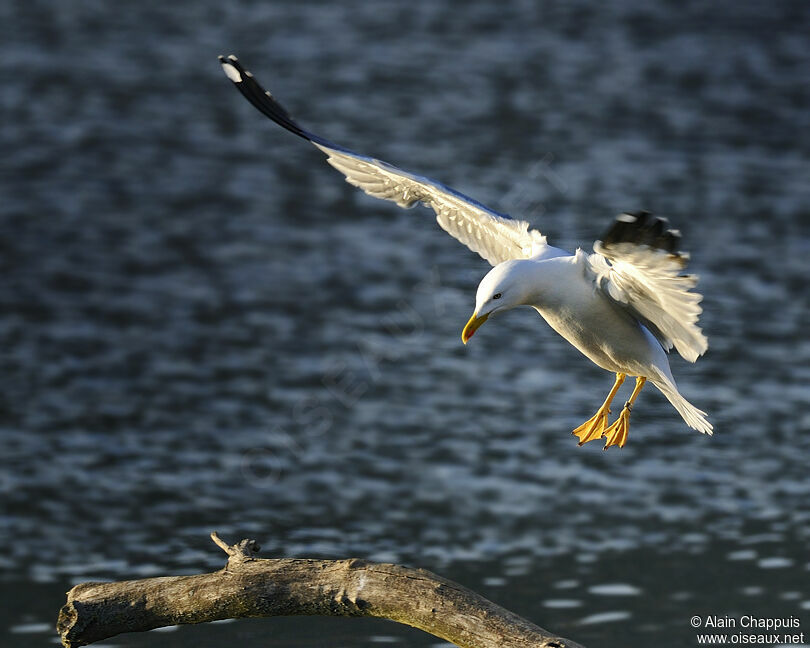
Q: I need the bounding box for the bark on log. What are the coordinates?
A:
[57,533,585,648]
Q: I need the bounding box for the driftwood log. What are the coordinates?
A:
[57,533,585,648]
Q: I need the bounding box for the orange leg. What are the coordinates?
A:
[603,376,646,450]
[572,373,626,446]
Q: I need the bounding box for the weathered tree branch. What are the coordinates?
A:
[57,533,585,648]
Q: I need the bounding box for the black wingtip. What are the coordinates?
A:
[218,55,313,141]
[601,211,685,257]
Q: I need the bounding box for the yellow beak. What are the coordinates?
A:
[461,311,490,344]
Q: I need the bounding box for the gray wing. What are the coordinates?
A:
[219,55,564,266]
[587,211,708,362]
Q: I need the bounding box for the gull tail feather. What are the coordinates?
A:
[651,378,713,435]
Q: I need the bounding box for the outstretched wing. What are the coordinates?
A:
[219,55,563,266]
[587,211,708,362]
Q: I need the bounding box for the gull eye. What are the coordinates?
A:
[493,292,502,300]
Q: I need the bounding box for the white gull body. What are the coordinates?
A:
[473,256,710,433]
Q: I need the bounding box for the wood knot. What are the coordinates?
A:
[346,558,370,570]
[231,538,261,558]
[211,532,261,565]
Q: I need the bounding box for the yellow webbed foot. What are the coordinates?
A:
[572,407,611,446]
[602,376,646,449]
[603,407,631,449]
[573,373,626,447]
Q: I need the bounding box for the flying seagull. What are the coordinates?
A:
[218,55,712,448]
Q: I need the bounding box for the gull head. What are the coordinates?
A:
[461,260,534,344]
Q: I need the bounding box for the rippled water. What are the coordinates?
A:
[2,1,809,647]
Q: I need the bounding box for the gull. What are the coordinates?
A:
[219,55,713,448]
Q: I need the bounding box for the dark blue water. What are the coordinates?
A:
[2,1,809,647]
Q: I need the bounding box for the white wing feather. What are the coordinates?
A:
[315,145,553,266]
[589,242,707,362]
